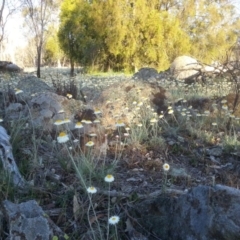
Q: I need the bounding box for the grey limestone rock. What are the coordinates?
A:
[131,185,240,240]
[16,75,54,101]
[206,147,223,157]
[3,200,65,240]
[170,56,202,80]
[133,67,159,81]
[29,92,85,132]
[0,61,22,72]
[0,126,26,188]
[6,63,22,72]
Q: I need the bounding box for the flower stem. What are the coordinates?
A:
[106,183,110,240]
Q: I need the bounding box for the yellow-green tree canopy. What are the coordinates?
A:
[58,0,240,72]
[178,0,240,63]
[44,25,64,65]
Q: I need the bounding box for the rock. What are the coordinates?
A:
[6,102,23,112]
[80,85,102,102]
[133,67,159,81]
[158,68,171,80]
[3,89,92,134]
[0,61,10,70]
[170,56,202,80]
[5,63,21,72]
[206,147,223,157]
[16,75,54,101]
[0,210,3,233]
[28,92,85,132]
[5,103,24,120]
[170,167,189,179]
[131,185,240,240]
[2,200,65,239]
[0,126,26,188]
[0,61,22,72]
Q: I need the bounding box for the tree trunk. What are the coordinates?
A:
[37,45,41,78]
[70,57,74,77]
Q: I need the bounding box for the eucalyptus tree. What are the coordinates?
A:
[178,0,240,63]
[22,0,59,78]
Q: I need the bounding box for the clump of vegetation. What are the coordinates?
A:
[58,0,240,73]
[51,75,79,99]
[0,0,240,238]
[1,59,240,238]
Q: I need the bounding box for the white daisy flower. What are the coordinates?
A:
[15,89,23,94]
[54,120,64,126]
[57,132,69,143]
[87,186,97,194]
[89,133,97,137]
[163,163,170,172]
[93,119,101,124]
[115,121,125,127]
[75,122,83,129]
[85,141,94,147]
[108,216,120,225]
[150,118,158,123]
[94,109,101,115]
[66,93,72,99]
[63,118,71,124]
[104,174,114,183]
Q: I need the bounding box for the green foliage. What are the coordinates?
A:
[57,0,239,71]
[178,0,240,63]
[58,0,101,66]
[44,25,64,65]
[58,0,192,72]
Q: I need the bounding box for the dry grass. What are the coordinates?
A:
[1,67,240,239]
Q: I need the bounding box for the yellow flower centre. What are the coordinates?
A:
[59,132,66,137]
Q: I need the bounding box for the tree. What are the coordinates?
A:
[96,0,191,71]
[44,25,64,67]
[0,0,6,44]
[58,0,103,75]
[0,0,19,43]
[58,0,239,72]
[22,0,58,78]
[58,0,79,75]
[58,0,191,72]
[0,0,22,59]
[178,0,240,63]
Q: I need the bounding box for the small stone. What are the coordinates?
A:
[177,136,185,143]
[206,147,222,157]
[168,140,175,146]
